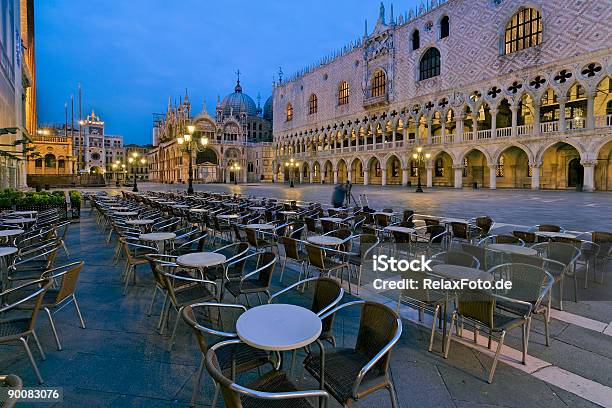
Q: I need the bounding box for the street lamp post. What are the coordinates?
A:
[229,163,241,185]
[111,160,120,187]
[284,158,299,188]
[177,124,208,195]
[412,147,431,193]
[128,152,146,192]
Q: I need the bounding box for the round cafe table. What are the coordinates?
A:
[2,218,36,225]
[279,211,296,216]
[487,243,537,256]
[307,235,344,246]
[139,232,176,253]
[189,208,208,213]
[536,231,577,239]
[236,304,322,351]
[246,223,275,230]
[319,217,343,223]
[115,211,138,217]
[177,252,226,269]
[0,246,18,285]
[173,204,189,209]
[440,217,468,224]
[9,211,37,218]
[0,229,24,245]
[385,226,415,234]
[250,207,266,211]
[109,206,129,211]
[126,219,154,226]
[431,264,492,282]
[218,214,239,220]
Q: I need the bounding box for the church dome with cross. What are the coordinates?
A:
[220,72,258,117]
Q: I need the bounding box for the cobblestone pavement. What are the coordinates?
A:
[1,207,609,407]
[117,182,612,232]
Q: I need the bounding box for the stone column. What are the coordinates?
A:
[364,170,369,186]
[510,105,519,137]
[426,165,433,187]
[472,112,478,140]
[456,116,464,139]
[586,91,596,129]
[582,160,596,192]
[348,168,353,183]
[333,170,338,184]
[381,170,387,186]
[488,164,497,189]
[309,168,314,183]
[490,109,497,138]
[299,170,304,183]
[441,121,446,143]
[533,104,541,134]
[453,165,463,189]
[401,168,408,186]
[558,97,567,132]
[426,117,432,144]
[531,163,541,190]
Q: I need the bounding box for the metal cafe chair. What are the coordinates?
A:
[222,252,278,307]
[206,339,329,408]
[0,278,53,384]
[303,301,402,408]
[181,302,275,408]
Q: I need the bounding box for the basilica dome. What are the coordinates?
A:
[220,81,258,117]
[263,96,273,121]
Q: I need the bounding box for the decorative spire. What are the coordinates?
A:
[278,67,284,84]
[390,4,394,25]
[216,95,221,108]
[378,2,385,24]
[364,19,368,37]
[184,88,190,104]
[257,92,261,108]
[235,69,242,92]
[202,97,207,114]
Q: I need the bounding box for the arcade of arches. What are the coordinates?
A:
[274,138,612,191]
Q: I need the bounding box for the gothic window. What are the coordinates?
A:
[410,161,418,177]
[338,81,350,106]
[391,160,399,177]
[496,155,505,177]
[35,158,42,168]
[435,158,444,177]
[504,8,542,54]
[412,30,420,50]
[286,103,293,121]
[440,16,449,38]
[371,70,386,97]
[419,48,440,81]
[308,94,318,115]
[463,158,468,177]
[44,154,56,167]
[375,161,381,177]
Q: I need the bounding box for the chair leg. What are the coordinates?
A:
[543,309,550,346]
[44,308,62,351]
[19,337,44,384]
[387,384,399,408]
[61,240,70,257]
[73,295,86,328]
[123,265,134,295]
[428,305,439,352]
[211,382,220,408]
[488,331,506,383]
[444,312,457,359]
[190,356,205,407]
[31,330,46,360]
[573,272,578,303]
[279,258,287,282]
[147,287,158,316]
[157,295,168,330]
[168,307,182,351]
[559,278,564,311]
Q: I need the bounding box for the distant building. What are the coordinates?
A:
[148,81,274,184]
[124,144,152,181]
[0,0,36,189]
[273,0,612,191]
[26,126,74,175]
[73,110,124,180]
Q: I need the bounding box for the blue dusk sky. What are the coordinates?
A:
[36,1,419,145]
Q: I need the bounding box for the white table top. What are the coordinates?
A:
[115,212,138,216]
[280,211,297,215]
[246,223,275,230]
[173,204,189,208]
[441,218,469,224]
[236,304,322,351]
[0,246,18,257]
[0,229,24,237]
[2,218,35,224]
[218,214,239,219]
[177,252,226,268]
[319,217,343,223]
[432,264,492,281]
[250,207,267,211]
[139,232,176,241]
[10,211,37,216]
[307,235,344,246]
[385,226,416,234]
[487,243,537,256]
[536,231,577,239]
[126,219,154,225]
[189,208,208,213]
[109,206,129,210]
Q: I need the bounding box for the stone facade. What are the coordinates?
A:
[26,127,74,175]
[148,83,274,184]
[272,0,612,191]
[0,0,35,189]
[124,144,152,182]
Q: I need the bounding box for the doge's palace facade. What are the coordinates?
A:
[272,0,612,191]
